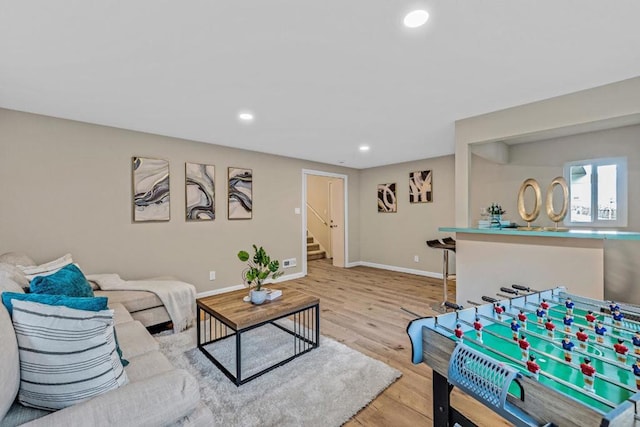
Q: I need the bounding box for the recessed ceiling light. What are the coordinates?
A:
[238,111,254,123]
[359,145,370,152]
[403,10,429,28]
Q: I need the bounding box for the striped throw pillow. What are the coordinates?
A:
[11,299,129,410]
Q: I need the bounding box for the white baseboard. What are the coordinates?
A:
[195,272,306,298]
[196,284,246,298]
[350,261,443,279]
[273,271,306,282]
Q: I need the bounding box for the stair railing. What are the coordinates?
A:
[306,203,328,226]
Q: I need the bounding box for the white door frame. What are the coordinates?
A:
[302,169,349,276]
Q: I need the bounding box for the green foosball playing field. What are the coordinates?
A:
[407,286,640,426]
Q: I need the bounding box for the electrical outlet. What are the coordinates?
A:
[209,271,216,281]
[414,255,419,263]
[282,258,296,268]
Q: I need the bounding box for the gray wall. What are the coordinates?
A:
[469,124,640,302]
[0,109,361,293]
[359,156,455,276]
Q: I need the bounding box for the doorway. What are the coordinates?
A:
[302,169,348,275]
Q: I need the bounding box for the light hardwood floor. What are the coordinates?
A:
[280,259,511,427]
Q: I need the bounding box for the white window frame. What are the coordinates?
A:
[563,157,627,228]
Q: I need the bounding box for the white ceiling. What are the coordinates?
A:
[2,1,640,169]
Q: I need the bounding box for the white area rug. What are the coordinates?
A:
[156,324,401,426]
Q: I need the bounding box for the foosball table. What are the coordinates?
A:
[407,286,640,426]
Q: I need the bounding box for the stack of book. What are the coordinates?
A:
[478,219,512,229]
[264,288,282,301]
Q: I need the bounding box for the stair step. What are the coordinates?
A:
[307,236,313,244]
[307,250,326,261]
[307,243,320,251]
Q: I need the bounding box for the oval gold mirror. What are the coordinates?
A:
[517,178,542,224]
[545,176,569,223]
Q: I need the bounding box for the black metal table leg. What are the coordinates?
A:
[433,370,475,427]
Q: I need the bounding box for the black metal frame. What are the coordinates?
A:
[432,370,475,427]
[197,303,320,386]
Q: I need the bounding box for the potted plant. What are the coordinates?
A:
[486,203,506,228]
[237,244,284,304]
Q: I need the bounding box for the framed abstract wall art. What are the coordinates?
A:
[185,162,215,221]
[409,170,433,203]
[228,167,252,219]
[377,183,397,213]
[132,157,170,222]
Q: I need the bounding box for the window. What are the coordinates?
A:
[563,157,627,227]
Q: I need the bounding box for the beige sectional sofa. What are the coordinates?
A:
[0,254,213,426]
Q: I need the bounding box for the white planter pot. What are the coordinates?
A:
[250,289,268,305]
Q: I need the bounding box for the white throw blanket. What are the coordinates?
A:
[87,274,195,333]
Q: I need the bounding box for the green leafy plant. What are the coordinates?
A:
[237,244,284,291]
[486,203,506,216]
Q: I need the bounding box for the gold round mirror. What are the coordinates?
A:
[545,176,569,223]
[517,178,542,223]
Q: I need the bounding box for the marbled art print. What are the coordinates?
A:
[228,167,252,220]
[132,157,170,222]
[377,183,397,213]
[409,170,432,203]
[185,163,215,221]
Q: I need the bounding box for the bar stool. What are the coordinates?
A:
[426,237,456,311]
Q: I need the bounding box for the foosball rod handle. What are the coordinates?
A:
[444,301,463,311]
[500,287,518,295]
[482,296,498,303]
[512,284,538,292]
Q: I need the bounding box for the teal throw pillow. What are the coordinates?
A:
[1,292,129,367]
[1,292,107,316]
[30,264,94,297]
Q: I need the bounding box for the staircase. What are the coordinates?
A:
[307,234,326,261]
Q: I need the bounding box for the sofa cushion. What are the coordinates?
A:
[0,252,35,267]
[108,302,134,325]
[130,305,171,327]
[0,263,29,288]
[0,272,25,294]
[22,369,200,427]
[12,300,129,410]
[124,350,175,383]
[94,290,163,313]
[0,273,23,420]
[1,292,108,316]
[30,264,94,297]
[19,253,73,279]
[114,320,160,359]
[0,295,20,421]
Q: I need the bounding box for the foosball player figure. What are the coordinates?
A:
[633,331,640,355]
[563,313,574,333]
[526,354,540,380]
[518,334,530,361]
[564,297,574,315]
[580,357,596,392]
[609,301,620,313]
[562,335,575,363]
[540,299,550,310]
[545,318,556,339]
[517,309,527,329]
[585,310,597,329]
[576,327,589,351]
[454,323,464,341]
[595,321,607,344]
[473,317,483,343]
[510,318,521,341]
[494,302,505,321]
[612,308,624,332]
[633,358,640,390]
[536,306,546,325]
[614,338,629,364]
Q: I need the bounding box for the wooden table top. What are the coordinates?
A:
[196,288,319,330]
